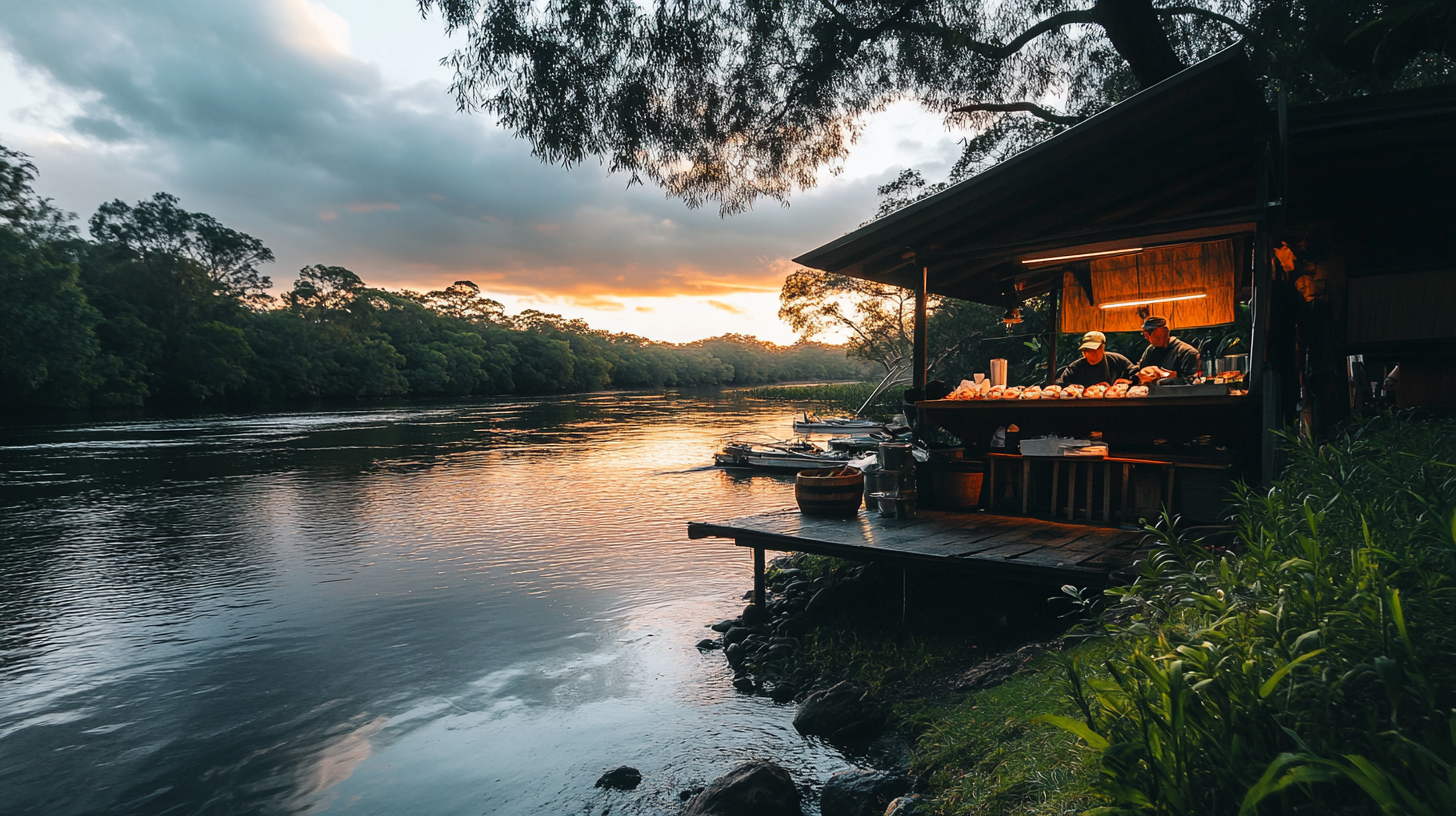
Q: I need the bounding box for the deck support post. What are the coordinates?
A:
[913,260,928,391]
[901,568,909,626]
[753,546,766,609]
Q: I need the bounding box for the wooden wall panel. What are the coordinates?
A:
[1348,269,1456,345]
[1060,239,1238,333]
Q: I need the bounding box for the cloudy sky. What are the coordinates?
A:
[0,0,960,343]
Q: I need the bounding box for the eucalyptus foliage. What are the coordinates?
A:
[1049,413,1456,814]
[419,0,1453,215]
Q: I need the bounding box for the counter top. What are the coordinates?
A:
[918,395,1248,409]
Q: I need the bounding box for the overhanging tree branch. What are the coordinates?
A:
[1157,6,1256,40]
[951,101,1084,126]
[898,9,1098,60]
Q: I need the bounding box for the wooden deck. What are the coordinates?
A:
[688,508,1150,607]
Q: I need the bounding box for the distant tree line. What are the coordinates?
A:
[0,146,872,412]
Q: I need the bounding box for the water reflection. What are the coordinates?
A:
[0,392,840,815]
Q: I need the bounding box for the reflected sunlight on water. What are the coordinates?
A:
[0,391,852,815]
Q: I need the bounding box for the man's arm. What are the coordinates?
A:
[1114,353,1138,381]
[1173,343,1201,379]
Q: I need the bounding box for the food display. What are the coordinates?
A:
[946,376,1151,400]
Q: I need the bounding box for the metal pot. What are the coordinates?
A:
[1217,354,1248,375]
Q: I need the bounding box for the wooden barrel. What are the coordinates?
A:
[932,455,985,510]
[795,467,864,517]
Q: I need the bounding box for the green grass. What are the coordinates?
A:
[904,643,1116,816]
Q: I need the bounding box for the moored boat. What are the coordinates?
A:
[712,436,861,472]
[792,412,908,435]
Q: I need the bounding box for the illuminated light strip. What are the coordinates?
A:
[1021,247,1143,264]
[1098,293,1207,310]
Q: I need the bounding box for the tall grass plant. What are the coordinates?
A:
[1050,412,1456,814]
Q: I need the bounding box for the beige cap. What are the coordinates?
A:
[1079,331,1106,351]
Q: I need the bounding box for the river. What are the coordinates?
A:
[0,391,854,815]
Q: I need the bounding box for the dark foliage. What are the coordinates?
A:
[0,147,871,413]
[418,0,1452,215]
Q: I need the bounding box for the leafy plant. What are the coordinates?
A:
[1045,412,1456,814]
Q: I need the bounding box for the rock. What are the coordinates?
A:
[594,766,642,790]
[776,617,808,638]
[793,682,885,742]
[680,786,704,801]
[696,638,720,650]
[884,794,925,815]
[733,675,757,692]
[864,733,914,773]
[955,641,1063,692]
[722,626,752,647]
[710,619,737,633]
[784,579,810,595]
[725,642,744,667]
[804,581,863,619]
[768,682,798,703]
[681,761,802,816]
[741,603,767,626]
[819,769,912,816]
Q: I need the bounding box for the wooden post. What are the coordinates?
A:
[914,261,928,390]
[901,568,909,626]
[1102,462,1112,522]
[1084,463,1094,520]
[1045,288,1061,386]
[753,547,765,609]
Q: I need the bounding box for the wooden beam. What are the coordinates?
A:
[1045,288,1061,385]
[914,261,928,390]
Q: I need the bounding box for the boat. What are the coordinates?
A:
[825,429,909,452]
[713,435,865,472]
[792,412,909,435]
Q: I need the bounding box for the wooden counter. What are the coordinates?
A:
[918,395,1255,522]
[917,395,1255,458]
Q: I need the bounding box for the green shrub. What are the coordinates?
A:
[1049,412,1456,814]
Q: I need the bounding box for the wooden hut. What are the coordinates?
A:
[690,46,1456,595]
[793,44,1456,500]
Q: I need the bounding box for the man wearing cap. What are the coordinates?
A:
[1136,316,1201,383]
[1056,331,1138,387]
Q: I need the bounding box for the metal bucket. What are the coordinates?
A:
[877,442,915,472]
[1218,354,1248,375]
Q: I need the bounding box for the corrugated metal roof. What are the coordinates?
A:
[793,44,1271,305]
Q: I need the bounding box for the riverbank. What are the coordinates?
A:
[701,409,1456,815]
[704,553,1107,815]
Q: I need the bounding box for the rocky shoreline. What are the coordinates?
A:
[677,553,1076,816]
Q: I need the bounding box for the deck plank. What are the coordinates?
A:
[688,508,1148,584]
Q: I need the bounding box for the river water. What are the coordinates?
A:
[0,391,854,815]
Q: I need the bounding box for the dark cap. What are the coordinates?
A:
[1141,315,1168,331]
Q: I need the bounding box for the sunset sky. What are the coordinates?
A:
[0,0,961,344]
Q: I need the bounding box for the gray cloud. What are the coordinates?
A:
[0,0,890,301]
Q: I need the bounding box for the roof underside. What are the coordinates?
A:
[793,45,1271,305]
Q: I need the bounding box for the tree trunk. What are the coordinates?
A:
[1093,0,1184,88]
